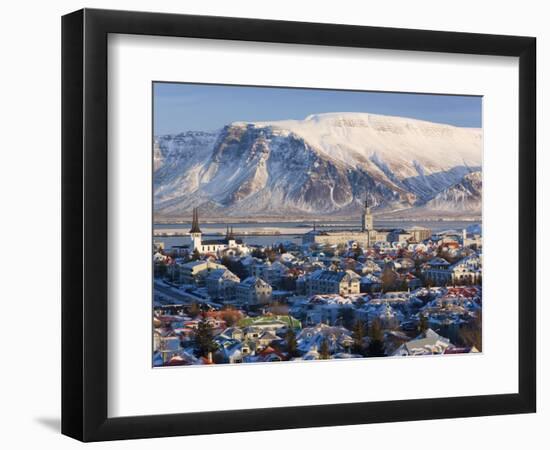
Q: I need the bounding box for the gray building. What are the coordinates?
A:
[236,277,273,306]
[205,269,240,301]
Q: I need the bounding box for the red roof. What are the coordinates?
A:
[446,287,479,297]
[258,346,285,359]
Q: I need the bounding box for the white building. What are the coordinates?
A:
[177,259,227,285]
[188,208,249,255]
[392,329,452,356]
[450,254,482,284]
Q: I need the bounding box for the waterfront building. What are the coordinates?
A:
[302,196,431,247]
[188,208,250,255]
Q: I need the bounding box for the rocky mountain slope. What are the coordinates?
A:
[423,171,482,213]
[153,112,482,220]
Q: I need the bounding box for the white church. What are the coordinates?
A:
[188,208,250,256]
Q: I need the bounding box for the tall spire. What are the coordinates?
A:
[189,207,202,233]
[361,192,373,233]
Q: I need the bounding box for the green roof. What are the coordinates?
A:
[238,315,302,329]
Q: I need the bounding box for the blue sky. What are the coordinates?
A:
[153,82,482,135]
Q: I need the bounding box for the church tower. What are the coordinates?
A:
[227,226,236,246]
[361,195,374,232]
[189,207,202,252]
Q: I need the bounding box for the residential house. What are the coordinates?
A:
[178,259,227,285]
[296,323,354,355]
[205,268,240,301]
[236,276,273,306]
[392,329,452,356]
[251,260,288,287]
[306,269,361,296]
[423,257,452,285]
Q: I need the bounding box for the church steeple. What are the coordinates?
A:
[361,193,373,233]
[189,208,202,252]
[189,207,202,234]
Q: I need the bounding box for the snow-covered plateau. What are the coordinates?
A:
[153,112,482,220]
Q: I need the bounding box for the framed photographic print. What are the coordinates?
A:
[62,8,536,442]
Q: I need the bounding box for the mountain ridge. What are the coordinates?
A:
[153,112,482,220]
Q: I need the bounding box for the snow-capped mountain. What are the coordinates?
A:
[153,112,482,219]
[424,171,482,213]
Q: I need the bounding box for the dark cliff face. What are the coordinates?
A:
[161,124,417,217]
[153,119,481,219]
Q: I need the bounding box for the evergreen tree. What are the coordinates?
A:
[341,308,356,330]
[285,328,298,358]
[381,265,398,292]
[194,319,218,358]
[367,318,385,357]
[459,310,482,351]
[351,319,367,355]
[155,262,167,278]
[319,338,331,360]
[418,313,429,335]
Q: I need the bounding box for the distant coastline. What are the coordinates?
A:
[153,215,482,226]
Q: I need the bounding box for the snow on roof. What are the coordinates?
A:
[403,329,451,354]
[427,257,451,266]
[240,276,270,288]
[309,269,360,283]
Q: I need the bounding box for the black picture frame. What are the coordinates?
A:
[62,8,536,442]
